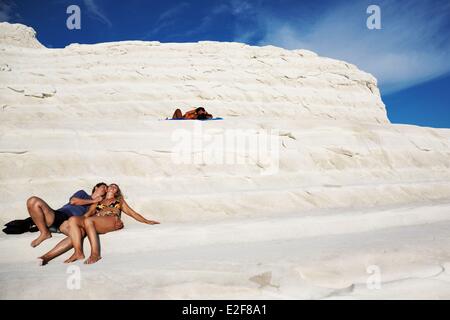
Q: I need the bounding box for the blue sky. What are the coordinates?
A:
[1,0,449,128]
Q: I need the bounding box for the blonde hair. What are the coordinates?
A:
[109,183,123,202]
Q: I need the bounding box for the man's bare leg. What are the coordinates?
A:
[38,237,71,266]
[59,221,70,235]
[27,196,56,247]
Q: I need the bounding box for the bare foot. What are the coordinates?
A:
[84,255,101,265]
[37,256,49,266]
[64,252,85,263]
[31,232,52,247]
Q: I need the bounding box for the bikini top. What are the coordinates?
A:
[95,199,122,217]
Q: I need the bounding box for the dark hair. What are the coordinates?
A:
[92,182,107,194]
[197,113,208,120]
[195,107,205,113]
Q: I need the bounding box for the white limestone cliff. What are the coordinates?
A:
[1,22,449,223]
[1,23,450,299]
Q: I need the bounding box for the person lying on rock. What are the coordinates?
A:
[39,183,160,266]
[172,107,213,120]
[26,182,108,247]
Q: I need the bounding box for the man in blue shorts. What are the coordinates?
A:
[26,182,108,247]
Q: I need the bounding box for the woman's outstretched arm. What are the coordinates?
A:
[121,199,160,224]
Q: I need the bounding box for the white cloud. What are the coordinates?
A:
[252,0,450,94]
[83,0,112,27]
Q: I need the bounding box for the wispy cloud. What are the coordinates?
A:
[211,0,259,18]
[83,0,112,28]
[146,2,190,38]
[211,3,229,15]
[184,1,255,39]
[214,0,262,43]
[0,1,14,22]
[181,15,213,37]
[251,0,450,94]
[147,0,259,41]
[158,2,189,23]
[229,0,253,15]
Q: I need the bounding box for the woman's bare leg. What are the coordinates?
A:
[84,216,122,264]
[83,217,101,264]
[64,217,87,263]
[172,108,183,119]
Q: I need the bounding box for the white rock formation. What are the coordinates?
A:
[1,23,450,299]
[1,22,449,223]
[0,22,43,48]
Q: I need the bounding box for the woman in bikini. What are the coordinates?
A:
[63,183,159,264]
[172,107,213,120]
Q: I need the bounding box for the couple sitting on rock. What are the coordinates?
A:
[26,182,159,265]
[172,107,213,120]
